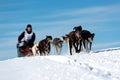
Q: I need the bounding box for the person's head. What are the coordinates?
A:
[26,24,32,33]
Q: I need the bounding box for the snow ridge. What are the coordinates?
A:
[0,48,120,80]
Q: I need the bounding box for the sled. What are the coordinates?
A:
[17,41,33,57]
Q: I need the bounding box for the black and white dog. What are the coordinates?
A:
[81,30,95,53]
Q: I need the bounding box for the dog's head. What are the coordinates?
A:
[53,38,63,45]
[61,35,69,42]
[58,38,63,47]
[88,33,95,42]
[61,36,65,40]
[73,25,82,32]
[46,35,53,43]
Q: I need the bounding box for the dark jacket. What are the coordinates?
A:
[18,31,35,47]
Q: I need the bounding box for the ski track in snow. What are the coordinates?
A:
[0,48,120,80]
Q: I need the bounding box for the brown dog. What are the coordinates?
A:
[52,38,63,55]
[62,36,70,53]
[32,36,52,56]
[67,26,82,55]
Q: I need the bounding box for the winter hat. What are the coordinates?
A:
[26,24,32,30]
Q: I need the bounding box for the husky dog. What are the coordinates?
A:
[62,36,70,54]
[32,42,40,56]
[52,38,63,55]
[81,30,95,53]
[32,36,52,56]
[67,26,82,55]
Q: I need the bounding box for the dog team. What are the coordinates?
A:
[18,24,95,56]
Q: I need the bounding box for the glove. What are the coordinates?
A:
[17,43,20,48]
[18,40,21,43]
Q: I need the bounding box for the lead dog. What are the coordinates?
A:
[61,26,82,55]
[67,26,82,55]
[81,30,95,53]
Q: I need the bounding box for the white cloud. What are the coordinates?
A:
[0,4,120,50]
[0,4,120,28]
[33,4,120,20]
[23,4,120,30]
[1,4,119,25]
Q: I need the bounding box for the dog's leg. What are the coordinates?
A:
[85,40,89,53]
[90,42,92,50]
[42,50,45,56]
[55,46,58,55]
[32,47,36,56]
[87,42,92,53]
[52,45,54,55]
[79,39,83,52]
[83,40,86,50]
[60,47,62,55]
[69,40,73,55]
[42,52,44,56]
[40,49,42,56]
[80,42,83,52]
[73,41,78,54]
[44,51,47,56]
[66,38,70,54]
[52,45,55,55]
[37,50,40,56]
[72,44,76,54]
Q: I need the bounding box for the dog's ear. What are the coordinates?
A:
[60,36,64,41]
[61,36,65,40]
[49,36,52,40]
[46,35,52,39]
[92,33,95,37]
[73,27,77,30]
[78,25,82,31]
[58,39,61,42]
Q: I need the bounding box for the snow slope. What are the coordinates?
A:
[0,48,120,80]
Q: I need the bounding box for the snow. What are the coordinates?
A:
[0,48,120,80]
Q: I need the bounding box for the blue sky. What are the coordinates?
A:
[0,0,120,60]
